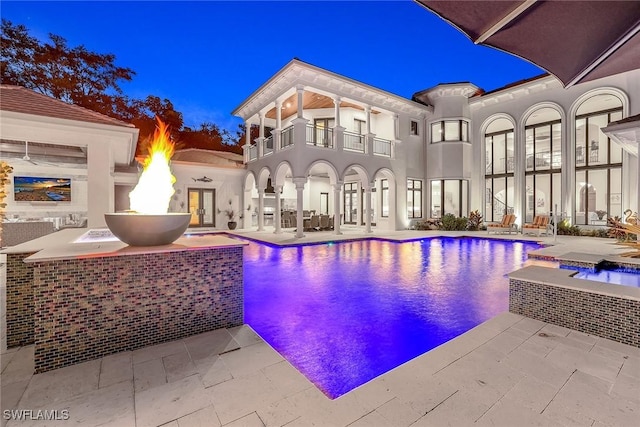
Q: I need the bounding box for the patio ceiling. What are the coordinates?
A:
[265,91,379,121]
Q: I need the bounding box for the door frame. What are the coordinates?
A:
[188,188,216,227]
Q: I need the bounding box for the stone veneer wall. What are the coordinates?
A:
[6,252,37,348]
[32,246,244,373]
[509,279,640,348]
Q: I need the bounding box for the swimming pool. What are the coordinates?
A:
[571,267,640,288]
[242,237,541,398]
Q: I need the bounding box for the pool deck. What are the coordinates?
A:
[2,228,639,426]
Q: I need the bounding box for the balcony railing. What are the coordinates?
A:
[306,124,334,148]
[248,144,257,161]
[263,135,273,156]
[281,125,294,149]
[373,137,391,157]
[343,130,365,153]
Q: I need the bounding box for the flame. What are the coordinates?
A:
[129,118,176,214]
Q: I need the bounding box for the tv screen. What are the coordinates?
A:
[14,176,71,202]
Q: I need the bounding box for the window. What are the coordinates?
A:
[410,120,419,136]
[430,180,468,218]
[431,120,469,143]
[313,118,335,147]
[485,128,515,222]
[524,119,562,223]
[574,106,623,225]
[407,179,422,218]
[381,179,389,217]
[354,119,366,135]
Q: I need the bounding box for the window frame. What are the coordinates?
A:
[430,119,469,143]
[407,178,423,219]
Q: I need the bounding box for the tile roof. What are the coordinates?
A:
[171,148,243,167]
[0,85,134,128]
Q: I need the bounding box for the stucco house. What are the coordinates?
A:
[235,59,639,236]
[0,85,245,243]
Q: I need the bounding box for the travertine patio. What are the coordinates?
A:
[1,230,639,426]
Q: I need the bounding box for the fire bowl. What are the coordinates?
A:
[104,212,191,246]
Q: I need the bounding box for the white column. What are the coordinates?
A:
[243,121,252,163]
[333,96,341,127]
[87,143,114,227]
[333,182,343,235]
[365,106,372,134]
[365,106,373,154]
[364,185,373,233]
[257,188,265,231]
[274,99,282,152]
[393,114,399,140]
[293,177,306,238]
[274,185,283,234]
[256,112,265,157]
[296,85,304,119]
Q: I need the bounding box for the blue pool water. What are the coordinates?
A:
[242,237,541,398]
[572,267,640,288]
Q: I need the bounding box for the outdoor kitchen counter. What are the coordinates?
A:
[5,230,247,373]
[22,232,247,263]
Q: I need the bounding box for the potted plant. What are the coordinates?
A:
[218,199,243,230]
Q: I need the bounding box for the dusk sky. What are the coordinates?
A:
[3,1,545,131]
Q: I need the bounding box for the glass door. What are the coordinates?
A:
[188,188,216,227]
[344,183,358,224]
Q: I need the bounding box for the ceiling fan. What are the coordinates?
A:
[22,141,59,167]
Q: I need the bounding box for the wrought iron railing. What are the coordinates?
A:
[306,124,334,148]
[263,135,273,156]
[343,130,365,153]
[373,137,391,157]
[281,125,294,149]
[248,144,257,161]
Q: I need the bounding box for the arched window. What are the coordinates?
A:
[525,107,562,223]
[574,94,623,225]
[484,118,514,222]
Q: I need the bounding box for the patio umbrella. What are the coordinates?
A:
[415,0,640,87]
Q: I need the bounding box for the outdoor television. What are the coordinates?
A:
[14,176,72,202]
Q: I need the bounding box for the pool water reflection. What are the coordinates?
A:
[243,237,541,398]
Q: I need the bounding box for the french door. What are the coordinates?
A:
[344,183,358,224]
[188,188,215,227]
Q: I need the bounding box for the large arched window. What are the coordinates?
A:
[484,118,514,222]
[574,94,623,225]
[525,108,562,223]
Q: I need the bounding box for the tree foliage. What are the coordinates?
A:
[0,19,243,155]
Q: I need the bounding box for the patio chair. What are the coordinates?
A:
[487,214,517,234]
[319,214,330,230]
[309,215,320,231]
[522,215,550,236]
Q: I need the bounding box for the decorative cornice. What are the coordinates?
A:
[232,59,432,120]
[469,75,562,111]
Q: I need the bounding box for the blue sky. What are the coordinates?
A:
[3,1,544,130]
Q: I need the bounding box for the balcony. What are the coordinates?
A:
[245,123,393,163]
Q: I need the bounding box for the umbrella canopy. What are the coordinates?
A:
[416,0,640,87]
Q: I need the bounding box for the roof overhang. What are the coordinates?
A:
[603,114,640,157]
[232,59,432,123]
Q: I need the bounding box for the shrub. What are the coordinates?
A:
[439,214,468,231]
[557,219,581,235]
[581,228,610,238]
[467,210,483,231]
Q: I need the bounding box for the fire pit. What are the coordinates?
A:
[105,212,190,246]
[105,118,191,246]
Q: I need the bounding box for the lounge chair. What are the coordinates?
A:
[522,215,550,236]
[487,214,518,234]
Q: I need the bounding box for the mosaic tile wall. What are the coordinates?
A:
[5,252,37,348]
[33,246,244,373]
[509,279,640,348]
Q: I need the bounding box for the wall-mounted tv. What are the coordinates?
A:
[14,176,71,202]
